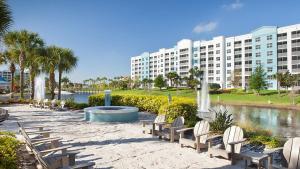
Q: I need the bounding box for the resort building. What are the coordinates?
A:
[130,23,300,89]
[0,70,29,82]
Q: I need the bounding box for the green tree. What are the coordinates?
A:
[154,75,166,90]
[166,72,178,87]
[4,30,44,98]
[61,77,70,88]
[57,48,78,100]
[249,65,268,95]
[0,0,12,37]
[209,83,221,91]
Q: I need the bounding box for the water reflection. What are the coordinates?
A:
[212,104,300,138]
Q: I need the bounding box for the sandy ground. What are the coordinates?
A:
[0,104,244,169]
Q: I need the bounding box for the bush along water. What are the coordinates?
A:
[0,131,21,169]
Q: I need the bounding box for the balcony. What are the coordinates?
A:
[234,43,242,48]
[278,61,287,65]
[292,34,300,39]
[234,51,242,55]
[245,49,252,53]
[200,49,206,52]
[245,64,252,68]
[278,44,287,49]
[292,51,300,55]
[208,73,214,76]
[278,53,287,57]
[234,58,242,62]
[234,65,242,69]
[278,36,287,41]
[292,43,300,47]
[208,48,214,51]
[245,42,252,46]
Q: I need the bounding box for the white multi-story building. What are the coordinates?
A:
[131,23,300,89]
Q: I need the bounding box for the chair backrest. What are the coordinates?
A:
[154,115,166,124]
[283,137,300,169]
[31,145,50,169]
[171,116,184,128]
[223,125,244,153]
[193,120,210,144]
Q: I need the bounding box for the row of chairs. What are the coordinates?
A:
[29,99,66,110]
[17,122,95,169]
[142,115,299,169]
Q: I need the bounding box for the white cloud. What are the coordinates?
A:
[193,22,218,34]
[222,0,244,10]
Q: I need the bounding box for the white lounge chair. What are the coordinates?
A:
[141,114,166,135]
[177,120,210,153]
[50,99,57,110]
[155,116,185,142]
[208,125,246,165]
[43,99,50,109]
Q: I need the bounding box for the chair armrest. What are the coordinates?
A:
[196,132,210,137]
[40,145,72,154]
[31,137,61,142]
[26,130,52,135]
[177,127,194,133]
[207,134,223,140]
[228,138,247,145]
[23,126,50,130]
[263,147,284,155]
[32,138,62,145]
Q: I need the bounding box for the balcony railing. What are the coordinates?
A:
[292,34,300,39]
[244,42,252,46]
[234,43,242,48]
[278,44,287,49]
[234,51,242,55]
[278,53,287,57]
[292,43,300,47]
[292,51,300,55]
[278,61,287,65]
[278,36,287,41]
[245,49,252,53]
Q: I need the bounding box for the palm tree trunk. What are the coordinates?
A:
[49,70,55,99]
[58,71,62,100]
[30,71,35,99]
[10,71,14,99]
[19,51,25,99]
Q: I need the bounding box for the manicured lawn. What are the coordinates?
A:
[111,89,300,106]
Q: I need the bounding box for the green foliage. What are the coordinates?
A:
[209,83,221,91]
[158,101,199,127]
[154,75,166,90]
[209,108,233,133]
[0,132,20,169]
[65,98,89,109]
[249,65,268,94]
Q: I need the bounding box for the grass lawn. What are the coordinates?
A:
[111,88,300,107]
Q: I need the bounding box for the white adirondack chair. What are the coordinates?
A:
[266,137,300,169]
[208,125,246,165]
[156,116,185,142]
[177,120,210,153]
[43,99,50,109]
[141,114,166,135]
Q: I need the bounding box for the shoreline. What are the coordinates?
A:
[212,100,300,111]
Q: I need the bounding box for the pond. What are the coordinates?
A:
[62,93,300,138]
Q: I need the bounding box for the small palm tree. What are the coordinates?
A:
[57,48,77,100]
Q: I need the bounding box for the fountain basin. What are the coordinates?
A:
[84,106,139,122]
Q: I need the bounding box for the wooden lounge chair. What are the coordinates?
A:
[141,114,165,135]
[208,125,246,165]
[31,142,95,169]
[265,137,300,169]
[155,116,184,142]
[177,120,210,153]
[0,109,9,123]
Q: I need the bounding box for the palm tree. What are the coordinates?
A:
[166,72,178,87]
[2,50,17,97]
[0,0,12,37]
[39,46,60,99]
[4,30,44,98]
[57,48,77,100]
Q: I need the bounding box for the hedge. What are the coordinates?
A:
[89,94,198,126]
[0,131,21,169]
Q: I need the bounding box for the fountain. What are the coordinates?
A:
[84,90,139,122]
[34,74,45,101]
[197,71,211,119]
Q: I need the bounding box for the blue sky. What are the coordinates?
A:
[5,0,300,82]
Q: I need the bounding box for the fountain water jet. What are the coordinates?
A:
[197,71,211,119]
[34,74,45,101]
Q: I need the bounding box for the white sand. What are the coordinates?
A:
[0,104,243,169]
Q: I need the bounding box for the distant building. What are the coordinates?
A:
[0,70,29,82]
[131,23,300,90]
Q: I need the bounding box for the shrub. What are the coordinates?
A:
[209,83,221,91]
[159,101,199,127]
[209,108,233,133]
[0,132,20,169]
[65,98,89,109]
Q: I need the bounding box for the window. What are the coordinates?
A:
[267,51,273,56]
[227,63,231,67]
[267,67,273,72]
[227,56,231,60]
[267,35,272,40]
[216,70,220,74]
[227,70,231,74]
[256,45,261,49]
[216,50,220,54]
[256,52,261,57]
[216,63,220,67]
[267,59,273,64]
[227,49,231,53]
[216,77,220,81]
[216,43,220,47]
[255,37,260,42]
[227,42,231,47]
[267,43,272,48]
[256,60,261,65]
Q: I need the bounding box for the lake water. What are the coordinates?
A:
[63,93,300,138]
